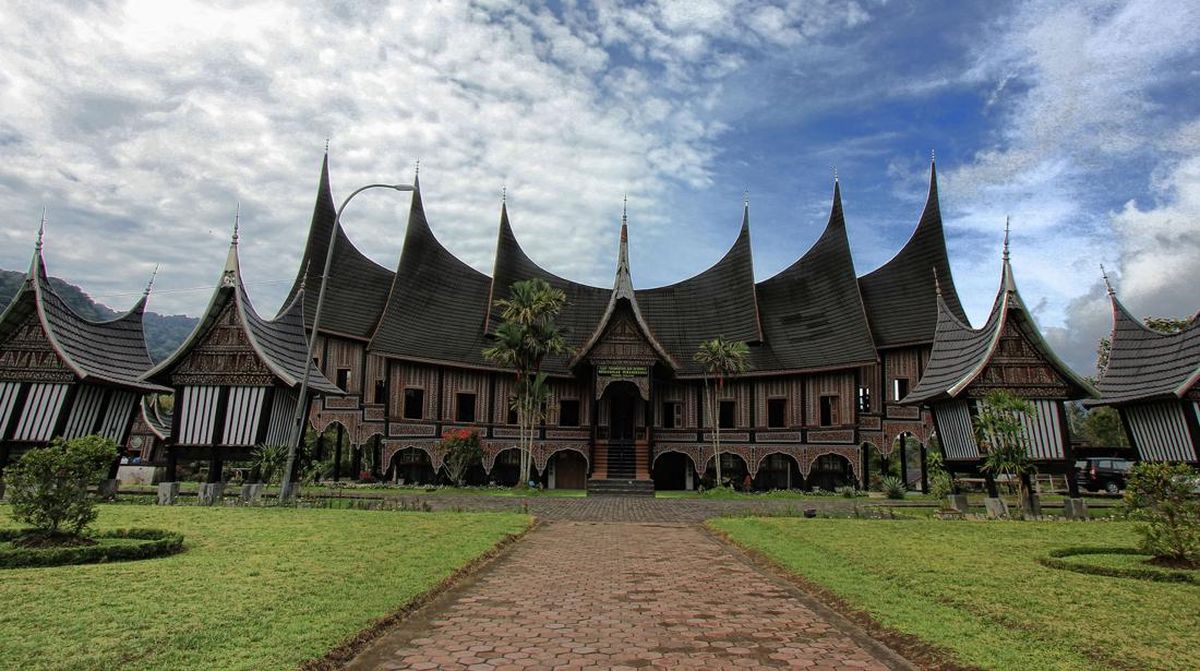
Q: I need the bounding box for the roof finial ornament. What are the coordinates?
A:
[324,137,330,153]
[622,193,628,226]
[931,147,936,163]
[833,166,838,183]
[932,266,943,298]
[414,157,420,177]
[1002,216,1011,262]
[1100,264,1115,296]
[143,264,159,297]
[36,207,46,250]
[501,185,506,204]
[743,188,749,207]
[232,202,241,244]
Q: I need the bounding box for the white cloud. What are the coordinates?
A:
[0,0,870,318]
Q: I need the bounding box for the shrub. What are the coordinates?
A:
[925,443,955,500]
[6,435,118,538]
[0,528,184,568]
[835,485,861,498]
[1122,462,1200,566]
[880,475,906,499]
[441,429,482,487]
[251,443,288,484]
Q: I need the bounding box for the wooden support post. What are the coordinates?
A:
[860,443,870,490]
[351,445,362,481]
[372,436,382,479]
[166,447,178,482]
[898,437,908,487]
[919,443,929,493]
[207,447,222,483]
[984,471,999,498]
[315,433,325,461]
[333,425,343,481]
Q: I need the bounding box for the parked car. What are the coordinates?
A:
[1075,458,1135,494]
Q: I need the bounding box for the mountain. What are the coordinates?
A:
[0,268,196,362]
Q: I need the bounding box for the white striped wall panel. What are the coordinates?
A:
[222,386,267,446]
[1017,399,1065,461]
[62,385,107,439]
[177,386,220,446]
[98,391,138,443]
[13,383,69,442]
[935,400,979,461]
[0,382,22,436]
[1127,401,1195,462]
[264,387,298,447]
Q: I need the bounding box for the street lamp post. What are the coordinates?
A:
[279,181,414,503]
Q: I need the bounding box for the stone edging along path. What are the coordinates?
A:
[342,521,917,671]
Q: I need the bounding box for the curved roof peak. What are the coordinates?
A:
[858,158,969,347]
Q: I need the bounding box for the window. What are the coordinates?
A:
[455,392,477,423]
[819,395,839,426]
[858,386,871,413]
[662,401,682,429]
[718,400,736,429]
[767,398,787,428]
[559,399,580,427]
[403,388,424,420]
[893,378,909,402]
[373,380,387,405]
[336,368,351,390]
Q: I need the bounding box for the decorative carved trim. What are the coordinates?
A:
[857,415,882,430]
[806,430,854,444]
[755,431,802,443]
[388,422,437,438]
[885,404,920,420]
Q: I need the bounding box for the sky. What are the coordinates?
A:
[1,0,1197,375]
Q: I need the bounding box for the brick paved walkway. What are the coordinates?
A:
[347,522,907,670]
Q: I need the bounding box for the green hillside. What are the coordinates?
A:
[0,268,196,362]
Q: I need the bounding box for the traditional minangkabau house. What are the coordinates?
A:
[125,395,171,463]
[901,229,1098,497]
[142,219,342,484]
[275,152,970,493]
[1086,280,1200,464]
[0,225,165,473]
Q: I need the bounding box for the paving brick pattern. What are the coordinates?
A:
[348,522,900,671]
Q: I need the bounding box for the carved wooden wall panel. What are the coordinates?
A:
[805,372,855,426]
[171,301,274,386]
[388,361,437,419]
[441,368,488,422]
[0,310,74,384]
[966,315,1072,400]
[755,376,804,428]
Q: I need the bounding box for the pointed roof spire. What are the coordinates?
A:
[931,147,936,164]
[1100,264,1115,296]
[1002,216,1011,262]
[324,137,330,153]
[932,266,943,298]
[743,188,750,207]
[36,207,46,251]
[501,184,506,204]
[413,157,420,191]
[144,264,159,297]
[232,201,241,245]
[833,165,839,183]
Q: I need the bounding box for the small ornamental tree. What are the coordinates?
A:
[251,443,288,484]
[441,428,483,487]
[7,435,118,540]
[693,337,750,487]
[1123,462,1200,567]
[975,390,1037,509]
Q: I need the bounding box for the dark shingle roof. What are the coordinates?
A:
[141,395,170,439]
[283,154,395,340]
[367,184,494,367]
[637,209,763,374]
[753,182,878,371]
[486,204,609,372]
[0,247,162,391]
[859,161,969,348]
[906,256,1096,404]
[147,237,340,394]
[1090,295,1200,405]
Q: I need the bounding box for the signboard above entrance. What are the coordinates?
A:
[597,364,649,378]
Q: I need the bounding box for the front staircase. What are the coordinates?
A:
[588,440,654,496]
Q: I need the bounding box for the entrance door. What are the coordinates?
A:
[610,392,637,441]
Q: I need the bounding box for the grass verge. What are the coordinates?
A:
[709,517,1199,671]
[0,504,530,671]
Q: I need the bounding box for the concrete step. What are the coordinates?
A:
[587,478,655,497]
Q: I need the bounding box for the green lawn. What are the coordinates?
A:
[710,517,1199,671]
[0,505,530,671]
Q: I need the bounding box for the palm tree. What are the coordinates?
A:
[693,337,749,488]
[975,390,1037,514]
[483,278,569,485]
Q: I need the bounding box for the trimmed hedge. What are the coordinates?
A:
[1038,546,1199,584]
[0,528,184,569]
